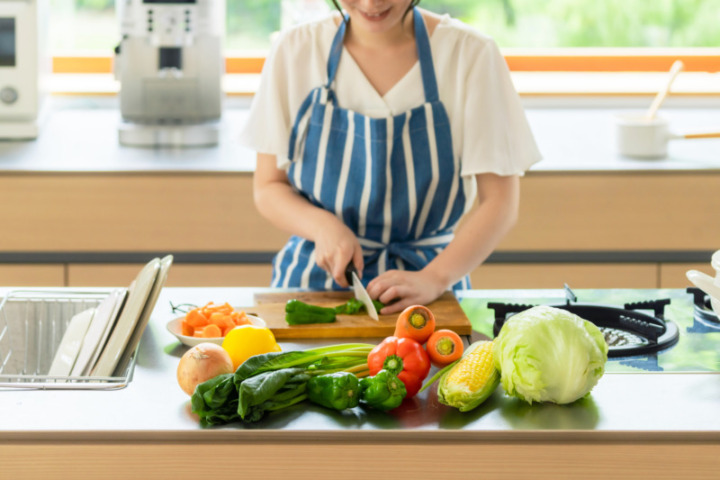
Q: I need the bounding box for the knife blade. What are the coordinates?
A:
[345,263,379,321]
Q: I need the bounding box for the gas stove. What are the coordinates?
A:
[459,286,720,373]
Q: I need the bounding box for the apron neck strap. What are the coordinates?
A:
[326,8,440,103]
[412,8,439,103]
[326,15,348,88]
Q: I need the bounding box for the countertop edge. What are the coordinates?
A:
[2,429,720,444]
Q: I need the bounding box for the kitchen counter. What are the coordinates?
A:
[0,100,718,174]
[1,287,719,479]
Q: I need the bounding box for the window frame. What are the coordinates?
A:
[52,50,720,74]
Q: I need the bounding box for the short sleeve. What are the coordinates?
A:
[238,33,294,168]
[458,37,542,177]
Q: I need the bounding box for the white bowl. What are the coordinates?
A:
[166,314,267,347]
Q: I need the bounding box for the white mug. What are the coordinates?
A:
[615,113,670,159]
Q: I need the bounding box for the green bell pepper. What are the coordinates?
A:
[307,372,360,410]
[285,300,337,325]
[334,298,385,315]
[359,369,407,411]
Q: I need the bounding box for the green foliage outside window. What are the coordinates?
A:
[49,0,720,53]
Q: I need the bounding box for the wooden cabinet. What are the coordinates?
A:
[0,265,65,287]
[67,264,273,288]
[1,171,718,289]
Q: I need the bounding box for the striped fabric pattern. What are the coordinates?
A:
[273,8,471,292]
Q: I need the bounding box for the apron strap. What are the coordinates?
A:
[413,8,440,103]
[326,9,439,103]
[326,15,348,88]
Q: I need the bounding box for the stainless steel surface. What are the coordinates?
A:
[0,286,719,440]
[0,105,718,173]
[0,289,136,389]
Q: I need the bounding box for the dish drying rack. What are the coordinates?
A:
[0,289,136,390]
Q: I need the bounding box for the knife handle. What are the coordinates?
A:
[344,262,358,285]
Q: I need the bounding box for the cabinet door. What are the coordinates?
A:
[0,265,65,287]
[67,264,273,288]
[660,263,715,288]
[471,263,658,289]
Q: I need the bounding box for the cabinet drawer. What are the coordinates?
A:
[659,263,715,288]
[67,263,273,288]
[0,265,65,287]
[471,263,658,289]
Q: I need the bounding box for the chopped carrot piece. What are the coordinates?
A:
[194,324,222,338]
[209,312,234,330]
[181,320,194,337]
[222,326,236,337]
[231,311,249,326]
[185,309,209,328]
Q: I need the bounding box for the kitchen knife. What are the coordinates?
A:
[345,263,379,321]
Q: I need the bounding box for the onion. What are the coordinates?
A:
[177,342,234,396]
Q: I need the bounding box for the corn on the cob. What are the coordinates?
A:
[437,340,500,412]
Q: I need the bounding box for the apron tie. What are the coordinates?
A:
[358,233,454,271]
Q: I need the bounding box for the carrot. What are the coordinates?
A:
[231,310,250,326]
[394,305,436,344]
[185,309,209,328]
[209,312,235,330]
[194,324,222,338]
[181,320,194,337]
[426,329,464,367]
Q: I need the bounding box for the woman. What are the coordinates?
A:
[241,0,541,314]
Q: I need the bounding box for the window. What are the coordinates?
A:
[49,0,720,75]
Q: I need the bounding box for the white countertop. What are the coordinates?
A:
[0,99,718,174]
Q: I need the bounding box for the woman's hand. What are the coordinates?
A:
[366,269,447,315]
[313,218,364,288]
[254,153,363,287]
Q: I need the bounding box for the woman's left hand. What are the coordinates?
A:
[366,269,447,315]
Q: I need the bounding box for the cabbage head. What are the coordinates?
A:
[493,305,608,405]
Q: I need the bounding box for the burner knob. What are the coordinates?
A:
[0,86,18,105]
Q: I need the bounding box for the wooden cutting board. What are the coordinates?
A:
[240,291,472,339]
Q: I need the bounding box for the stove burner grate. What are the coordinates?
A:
[687,287,719,325]
[488,285,679,358]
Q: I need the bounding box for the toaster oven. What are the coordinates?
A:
[0,0,49,139]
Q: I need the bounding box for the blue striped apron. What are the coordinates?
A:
[272,8,471,292]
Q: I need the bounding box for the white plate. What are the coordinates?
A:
[166,314,267,348]
[91,258,161,377]
[48,308,95,377]
[71,288,125,377]
[113,254,174,375]
[85,288,128,375]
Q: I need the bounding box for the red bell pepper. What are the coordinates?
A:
[367,336,431,398]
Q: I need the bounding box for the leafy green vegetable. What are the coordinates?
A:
[493,305,609,405]
[191,373,240,427]
[191,344,373,425]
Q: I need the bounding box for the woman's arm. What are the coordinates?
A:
[366,173,520,313]
[253,153,364,287]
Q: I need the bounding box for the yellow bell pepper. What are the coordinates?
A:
[221,325,282,370]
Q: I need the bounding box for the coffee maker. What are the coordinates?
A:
[114,0,224,147]
[0,0,49,139]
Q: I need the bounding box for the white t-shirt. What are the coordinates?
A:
[239,13,542,177]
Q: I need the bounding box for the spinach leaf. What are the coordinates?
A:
[237,368,302,420]
[191,373,240,427]
[234,351,314,384]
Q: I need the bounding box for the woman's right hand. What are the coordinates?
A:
[254,153,363,287]
[312,217,364,288]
